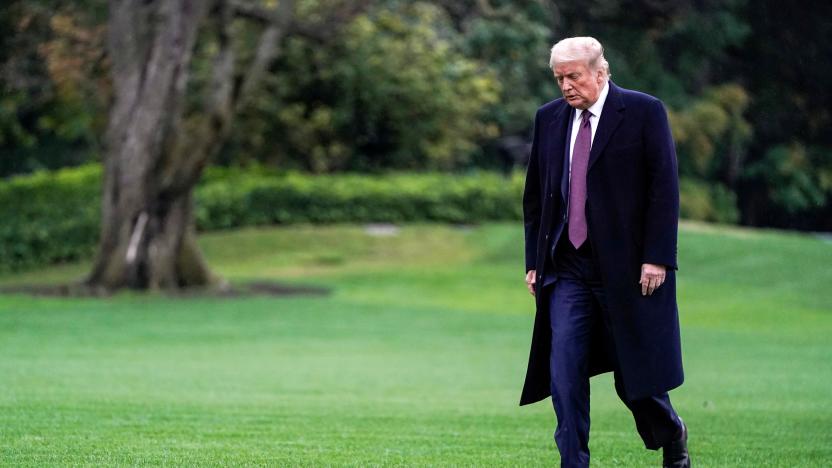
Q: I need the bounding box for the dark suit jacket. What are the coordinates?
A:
[520,81,684,405]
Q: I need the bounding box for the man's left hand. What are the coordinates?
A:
[639,263,666,296]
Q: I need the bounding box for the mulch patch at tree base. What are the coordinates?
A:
[0,281,330,298]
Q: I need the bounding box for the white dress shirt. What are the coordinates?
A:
[568,80,610,180]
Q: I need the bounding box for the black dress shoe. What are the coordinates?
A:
[662,418,690,468]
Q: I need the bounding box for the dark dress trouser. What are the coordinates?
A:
[544,233,682,468]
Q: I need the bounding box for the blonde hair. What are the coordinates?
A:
[549,36,611,78]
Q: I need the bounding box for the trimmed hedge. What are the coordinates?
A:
[0,165,525,272]
[0,163,739,272]
[195,169,524,229]
[0,164,102,272]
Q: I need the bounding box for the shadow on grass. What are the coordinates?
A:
[0,280,330,299]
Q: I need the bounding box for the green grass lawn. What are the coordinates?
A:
[0,222,830,466]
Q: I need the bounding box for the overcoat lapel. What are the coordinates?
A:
[588,82,626,172]
[560,109,574,203]
[545,104,573,203]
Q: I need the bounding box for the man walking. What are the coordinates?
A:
[520,36,690,467]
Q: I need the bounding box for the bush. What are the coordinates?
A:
[0,164,102,272]
[194,170,524,229]
[0,165,525,272]
[679,178,739,224]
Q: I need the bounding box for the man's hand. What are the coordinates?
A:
[525,269,537,296]
[639,263,666,296]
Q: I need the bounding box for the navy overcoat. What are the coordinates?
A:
[520,81,684,405]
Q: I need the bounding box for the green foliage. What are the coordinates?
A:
[670,84,752,180]
[744,143,828,214]
[230,2,501,172]
[339,5,501,170]
[461,4,553,136]
[679,178,739,224]
[0,164,101,272]
[194,168,524,228]
[0,2,106,177]
[735,1,832,227]
[552,0,750,106]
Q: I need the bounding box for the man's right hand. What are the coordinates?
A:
[525,269,537,296]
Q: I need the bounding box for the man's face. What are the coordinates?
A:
[553,60,605,110]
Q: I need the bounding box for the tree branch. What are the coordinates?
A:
[230,0,283,24]
[162,0,237,195]
[233,0,372,42]
[235,0,295,110]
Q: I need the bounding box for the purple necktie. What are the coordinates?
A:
[568,110,592,249]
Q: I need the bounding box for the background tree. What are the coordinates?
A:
[0,0,107,176]
[736,0,832,230]
[87,0,369,291]
[224,1,503,172]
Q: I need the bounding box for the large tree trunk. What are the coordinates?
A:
[87,0,231,290]
[87,0,207,290]
[86,0,366,291]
